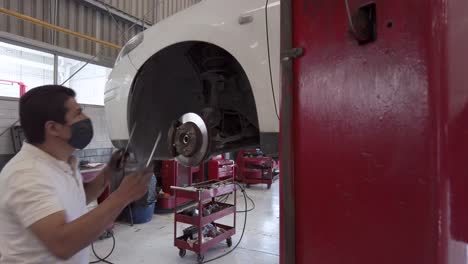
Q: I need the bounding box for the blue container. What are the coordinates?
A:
[131,203,155,224]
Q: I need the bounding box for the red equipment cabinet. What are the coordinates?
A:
[207,154,235,181]
[236,149,278,189]
[173,179,236,263]
[281,0,468,264]
[157,160,204,212]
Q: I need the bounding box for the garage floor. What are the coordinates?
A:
[90,181,280,264]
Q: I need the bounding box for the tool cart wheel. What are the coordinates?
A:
[178,248,186,258]
[226,237,233,247]
[267,184,271,189]
[197,254,204,263]
[246,184,250,188]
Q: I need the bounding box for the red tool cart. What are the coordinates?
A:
[208,154,235,181]
[236,149,279,189]
[172,179,236,263]
[156,160,204,213]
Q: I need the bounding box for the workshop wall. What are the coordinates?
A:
[0,98,16,168]
[0,97,113,169]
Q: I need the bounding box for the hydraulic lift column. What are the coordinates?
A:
[281,0,468,263]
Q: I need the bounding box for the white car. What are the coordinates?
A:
[104,0,280,166]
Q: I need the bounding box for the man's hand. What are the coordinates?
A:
[102,149,129,186]
[114,166,154,204]
[108,149,129,171]
[83,150,128,204]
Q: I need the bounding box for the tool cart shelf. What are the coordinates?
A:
[172,179,236,263]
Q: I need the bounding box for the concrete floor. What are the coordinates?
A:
[90,181,280,264]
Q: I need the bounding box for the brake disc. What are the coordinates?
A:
[168,113,209,166]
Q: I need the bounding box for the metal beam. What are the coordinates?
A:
[53,54,59,85]
[77,0,152,29]
[280,0,295,264]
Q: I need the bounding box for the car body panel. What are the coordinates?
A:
[105,0,280,153]
[267,0,281,113]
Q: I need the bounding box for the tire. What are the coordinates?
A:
[178,248,186,258]
[197,254,204,263]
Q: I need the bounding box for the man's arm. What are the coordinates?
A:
[30,192,125,259]
[29,167,152,260]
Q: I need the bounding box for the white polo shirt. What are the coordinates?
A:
[0,142,89,264]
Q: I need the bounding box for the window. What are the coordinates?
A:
[0,41,111,105]
[58,56,111,106]
[0,41,54,98]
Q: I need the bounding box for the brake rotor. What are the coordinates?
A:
[168,113,209,166]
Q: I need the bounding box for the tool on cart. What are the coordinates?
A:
[172,179,236,263]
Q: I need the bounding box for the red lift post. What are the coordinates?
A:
[281,0,468,263]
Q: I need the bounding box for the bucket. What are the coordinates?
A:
[118,175,157,224]
[130,202,155,224]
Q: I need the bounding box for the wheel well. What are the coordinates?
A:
[128,41,260,162]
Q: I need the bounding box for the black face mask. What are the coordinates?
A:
[68,119,94,150]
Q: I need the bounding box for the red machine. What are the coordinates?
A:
[156,160,204,212]
[236,149,279,189]
[207,154,235,181]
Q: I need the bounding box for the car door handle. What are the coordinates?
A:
[238,15,253,25]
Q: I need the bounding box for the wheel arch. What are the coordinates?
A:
[127,41,271,162]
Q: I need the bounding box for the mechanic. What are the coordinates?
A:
[0,85,153,263]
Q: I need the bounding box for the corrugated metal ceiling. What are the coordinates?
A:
[0,0,201,62]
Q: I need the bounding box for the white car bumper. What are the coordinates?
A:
[104,56,137,143]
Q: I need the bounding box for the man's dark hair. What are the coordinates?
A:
[19,85,76,144]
